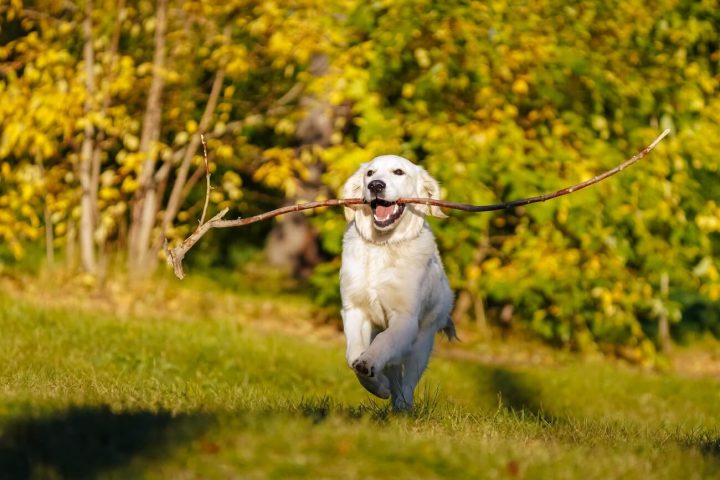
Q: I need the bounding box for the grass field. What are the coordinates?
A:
[1,281,720,479]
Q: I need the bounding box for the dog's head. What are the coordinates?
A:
[342,155,446,243]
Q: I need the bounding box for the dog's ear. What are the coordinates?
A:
[341,163,366,222]
[418,167,448,218]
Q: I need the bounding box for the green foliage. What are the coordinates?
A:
[1,0,720,354]
[309,0,720,357]
[673,291,720,342]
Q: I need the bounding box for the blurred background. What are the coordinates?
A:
[2,0,720,364]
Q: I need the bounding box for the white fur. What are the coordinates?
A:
[340,155,454,410]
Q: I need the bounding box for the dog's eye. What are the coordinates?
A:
[393,169,405,176]
[366,170,374,177]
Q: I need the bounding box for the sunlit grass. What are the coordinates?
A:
[1,291,719,479]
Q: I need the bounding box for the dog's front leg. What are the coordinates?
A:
[343,306,390,399]
[341,307,373,367]
[352,313,418,393]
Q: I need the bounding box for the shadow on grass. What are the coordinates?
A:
[0,405,213,479]
[296,395,394,424]
[686,433,720,461]
[490,367,556,423]
[295,385,444,425]
[487,365,720,462]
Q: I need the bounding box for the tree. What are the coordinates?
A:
[79,0,98,274]
[2,0,720,358]
[304,0,720,359]
[127,0,167,276]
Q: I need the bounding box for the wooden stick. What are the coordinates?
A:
[398,128,670,212]
[165,129,670,279]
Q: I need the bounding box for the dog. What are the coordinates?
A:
[340,155,455,410]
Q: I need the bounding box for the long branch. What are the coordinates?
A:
[398,128,670,212]
[166,129,669,279]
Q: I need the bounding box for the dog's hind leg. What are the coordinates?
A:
[384,363,404,404]
[392,328,435,411]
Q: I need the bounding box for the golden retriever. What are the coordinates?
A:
[340,155,455,410]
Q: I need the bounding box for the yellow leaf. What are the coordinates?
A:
[121,177,139,193]
[123,134,139,151]
[402,84,415,98]
[99,187,119,201]
[512,78,529,95]
[414,48,430,68]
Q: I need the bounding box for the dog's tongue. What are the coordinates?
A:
[375,204,394,221]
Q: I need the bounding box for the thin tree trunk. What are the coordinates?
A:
[91,0,124,265]
[44,204,54,268]
[452,239,490,335]
[659,271,672,353]
[128,0,167,275]
[474,295,488,334]
[66,217,77,270]
[79,0,97,274]
[179,162,207,203]
[149,68,225,262]
[452,290,473,325]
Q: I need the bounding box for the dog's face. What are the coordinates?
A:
[342,155,446,243]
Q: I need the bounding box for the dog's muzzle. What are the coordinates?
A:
[370,199,405,228]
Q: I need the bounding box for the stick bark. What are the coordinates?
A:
[166,129,670,279]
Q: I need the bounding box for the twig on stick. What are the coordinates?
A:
[199,134,211,225]
[165,129,669,279]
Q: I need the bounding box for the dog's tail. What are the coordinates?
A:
[441,317,460,342]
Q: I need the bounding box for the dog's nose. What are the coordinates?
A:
[368,180,386,194]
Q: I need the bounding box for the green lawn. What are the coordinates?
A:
[1,290,719,479]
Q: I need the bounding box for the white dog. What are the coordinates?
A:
[340,155,455,410]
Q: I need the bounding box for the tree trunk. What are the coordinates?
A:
[264,54,336,277]
[79,0,97,274]
[659,271,672,353]
[44,204,54,268]
[150,68,225,262]
[451,240,490,335]
[128,0,167,276]
[66,217,77,270]
[93,0,124,267]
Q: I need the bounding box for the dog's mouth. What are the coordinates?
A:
[370,199,405,228]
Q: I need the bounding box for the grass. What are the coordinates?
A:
[1,284,720,479]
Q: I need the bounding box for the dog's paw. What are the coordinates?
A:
[351,358,373,378]
[355,371,390,399]
[391,396,413,412]
[352,359,390,399]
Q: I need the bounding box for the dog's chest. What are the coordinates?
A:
[341,238,425,329]
[362,248,401,329]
